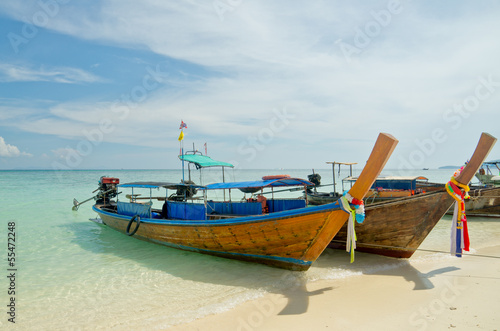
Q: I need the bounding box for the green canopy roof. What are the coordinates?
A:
[178,154,234,168]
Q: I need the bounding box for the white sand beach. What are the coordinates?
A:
[172,243,500,331]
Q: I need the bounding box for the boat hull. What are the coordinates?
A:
[94,203,349,270]
[329,191,453,258]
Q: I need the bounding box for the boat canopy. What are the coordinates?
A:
[178,154,234,169]
[201,177,314,190]
[119,181,205,189]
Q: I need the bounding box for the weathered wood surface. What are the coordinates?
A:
[330,132,497,258]
[455,132,496,185]
[330,191,453,258]
[304,133,399,261]
[347,133,398,200]
[98,207,337,270]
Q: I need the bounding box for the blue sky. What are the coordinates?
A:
[1,0,499,170]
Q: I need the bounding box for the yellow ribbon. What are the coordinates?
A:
[340,196,357,263]
[450,177,470,199]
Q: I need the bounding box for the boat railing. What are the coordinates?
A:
[207,214,242,220]
[365,191,378,204]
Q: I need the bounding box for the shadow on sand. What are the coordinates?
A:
[64,216,462,316]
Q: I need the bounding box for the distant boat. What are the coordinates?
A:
[422,168,429,170]
[86,133,398,270]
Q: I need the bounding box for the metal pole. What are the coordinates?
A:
[149,188,152,218]
[340,164,345,193]
[349,164,353,189]
[181,144,185,183]
[332,162,336,194]
[304,185,308,205]
[204,189,207,220]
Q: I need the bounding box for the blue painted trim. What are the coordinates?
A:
[148,239,312,267]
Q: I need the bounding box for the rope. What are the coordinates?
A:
[445,166,471,257]
[330,240,500,259]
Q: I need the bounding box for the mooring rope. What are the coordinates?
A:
[329,240,500,259]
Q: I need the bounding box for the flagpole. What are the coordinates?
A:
[178,120,187,184]
[181,139,185,183]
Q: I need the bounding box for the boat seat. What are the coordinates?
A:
[117,201,152,218]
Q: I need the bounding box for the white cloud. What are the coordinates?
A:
[51,147,78,160]
[0,137,32,157]
[0,63,105,84]
[1,1,499,168]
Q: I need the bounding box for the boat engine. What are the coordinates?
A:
[95,176,120,204]
[308,173,321,186]
[176,179,197,199]
[307,173,321,193]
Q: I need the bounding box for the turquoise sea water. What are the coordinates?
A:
[0,168,499,330]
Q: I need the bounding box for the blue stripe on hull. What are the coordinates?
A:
[148,238,312,268]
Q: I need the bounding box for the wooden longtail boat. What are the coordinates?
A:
[329,132,497,258]
[90,133,398,270]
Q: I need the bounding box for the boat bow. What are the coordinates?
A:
[455,133,497,185]
[303,133,398,261]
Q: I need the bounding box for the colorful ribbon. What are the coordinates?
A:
[445,166,470,257]
[339,192,366,263]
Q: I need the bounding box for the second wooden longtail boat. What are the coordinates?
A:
[88,133,398,270]
[329,132,497,258]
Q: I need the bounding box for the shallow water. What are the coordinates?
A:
[0,168,497,329]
